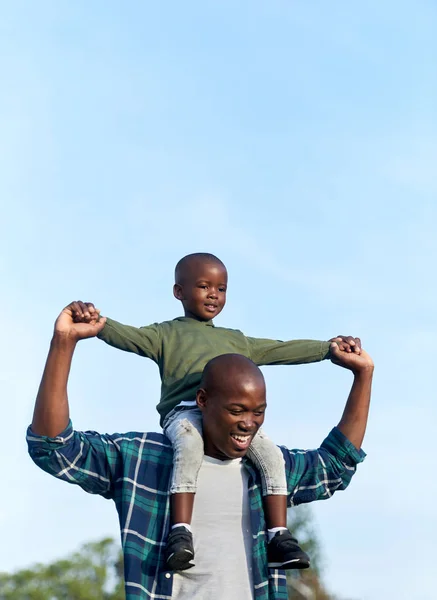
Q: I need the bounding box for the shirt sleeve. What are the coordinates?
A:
[282,427,366,507]
[246,336,331,366]
[26,421,123,499]
[97,317,162,363]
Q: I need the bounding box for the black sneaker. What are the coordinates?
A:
[267,530,310,569]
[165,526,195,571]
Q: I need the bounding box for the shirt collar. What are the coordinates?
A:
[174,316,215,327]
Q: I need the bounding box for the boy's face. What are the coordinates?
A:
[174,260,228,321]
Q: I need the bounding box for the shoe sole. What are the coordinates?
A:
[268,558,310,570]
[166,549,195,571]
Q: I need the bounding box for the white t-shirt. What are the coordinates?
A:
[171,456,254,600]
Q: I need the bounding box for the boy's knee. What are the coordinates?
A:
[177,418,203,447]
[180,418,197,433]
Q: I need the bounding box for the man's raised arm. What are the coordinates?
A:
[329,341,374,450]
[283,343,374,507]
[31,304,106,437]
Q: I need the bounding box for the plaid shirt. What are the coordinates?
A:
[27,423,365,600]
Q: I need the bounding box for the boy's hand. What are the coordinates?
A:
[329,335,361,355]
[54,302,106,342]
[65,300,100,323]
[329,342,374,374]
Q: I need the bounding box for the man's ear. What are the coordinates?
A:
[173,283,183,301]
[196,388,207,410]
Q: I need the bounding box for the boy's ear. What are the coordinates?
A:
[196,388,207,410]
[173,284,183,301]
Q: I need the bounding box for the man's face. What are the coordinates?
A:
[198,377,267,460]
[174,260,228,321]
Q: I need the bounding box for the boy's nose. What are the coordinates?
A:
[208,289,218,298]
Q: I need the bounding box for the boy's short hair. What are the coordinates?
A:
[174,253,226,283]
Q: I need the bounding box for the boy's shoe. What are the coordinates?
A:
[165,526,195,571]
[267,530,310,569]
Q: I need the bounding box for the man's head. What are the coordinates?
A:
[197,354,267,460]
[173,253,228,321]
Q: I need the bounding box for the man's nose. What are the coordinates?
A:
[239,419,257,432]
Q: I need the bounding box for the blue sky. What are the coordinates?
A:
[1,2,436,598]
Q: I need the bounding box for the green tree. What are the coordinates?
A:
[1,517,346,600]
[0,538,124,600]
[287,506,338,600]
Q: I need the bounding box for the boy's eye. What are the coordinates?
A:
[254,411,265,417]
[219,287,226,292]
[230,410,243,416]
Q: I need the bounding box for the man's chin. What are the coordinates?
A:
[212,445,248,461]
[223,446,249,459]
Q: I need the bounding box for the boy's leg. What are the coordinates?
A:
[263,494,287,528]
[163,407,204,571]
[171,492,195,526]
[247,429,310,570]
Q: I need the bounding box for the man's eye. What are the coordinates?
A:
[254,411,265,417]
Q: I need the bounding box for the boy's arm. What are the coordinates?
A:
[246,335,360,366]
[66,300,161,362]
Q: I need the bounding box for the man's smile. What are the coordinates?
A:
[230,432,253,451]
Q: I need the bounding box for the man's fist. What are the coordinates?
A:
[54,301,106,341]
[329,342,374,373]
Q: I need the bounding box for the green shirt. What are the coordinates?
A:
[98,317,331,424]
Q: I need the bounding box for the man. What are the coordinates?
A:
[28,305,374,600]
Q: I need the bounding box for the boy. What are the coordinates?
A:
[70,252,360,572]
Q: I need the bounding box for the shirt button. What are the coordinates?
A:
[165,573,171,579]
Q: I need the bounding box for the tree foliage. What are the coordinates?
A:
[0,509,343,600]
[0,538,124,600]
[287,506,339,600]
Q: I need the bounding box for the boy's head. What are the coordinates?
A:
[173,253,228,321]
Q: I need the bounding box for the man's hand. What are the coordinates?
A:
[330,342,374,374]
[32,301,105,437]
[329,335,362,354]
[54,302,106,342]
